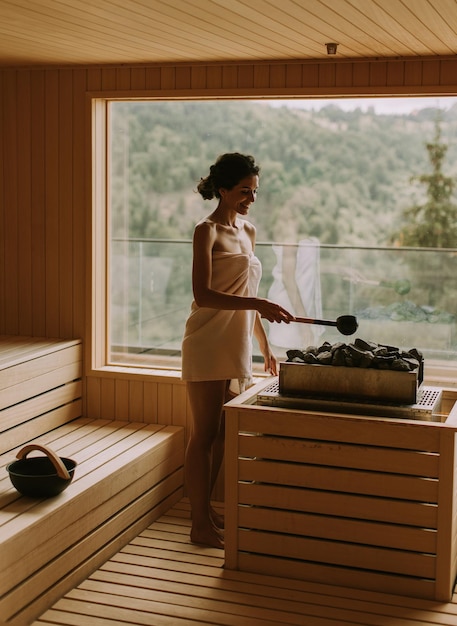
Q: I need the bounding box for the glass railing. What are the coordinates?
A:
[109,239,457,369]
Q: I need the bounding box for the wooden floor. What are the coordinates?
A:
[33,500,457,626]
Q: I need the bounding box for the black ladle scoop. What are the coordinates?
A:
[293,314,358,336]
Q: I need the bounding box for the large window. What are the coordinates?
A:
[106,97,457,378]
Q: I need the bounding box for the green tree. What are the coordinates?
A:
[397,117,457,247]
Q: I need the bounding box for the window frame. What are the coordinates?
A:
[89,95,457,388]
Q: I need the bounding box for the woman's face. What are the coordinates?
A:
[220,174,259,216]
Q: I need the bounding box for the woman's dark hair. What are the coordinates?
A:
[197,153,260,200]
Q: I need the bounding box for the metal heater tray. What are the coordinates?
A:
[279,361,420,405]
[257,378,443,421]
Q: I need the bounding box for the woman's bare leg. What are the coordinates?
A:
[207,409,225,531]
[208,381,234,529]
[185,380,227,548]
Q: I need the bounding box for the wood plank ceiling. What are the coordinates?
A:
[0,0,456,68]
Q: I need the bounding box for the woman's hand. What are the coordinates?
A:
[257,298,294,324]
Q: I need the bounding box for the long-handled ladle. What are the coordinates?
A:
[293,314,358,336]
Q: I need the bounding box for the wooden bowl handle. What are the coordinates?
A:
[16,444,71,480]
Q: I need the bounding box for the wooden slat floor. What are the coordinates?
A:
[34,499,457,626]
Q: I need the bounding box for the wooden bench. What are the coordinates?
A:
[0,336,184,626]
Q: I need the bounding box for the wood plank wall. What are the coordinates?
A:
[1,57,457,500]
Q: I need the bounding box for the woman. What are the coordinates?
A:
[181,153,293,548]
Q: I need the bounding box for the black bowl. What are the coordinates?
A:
[7,456,77,498]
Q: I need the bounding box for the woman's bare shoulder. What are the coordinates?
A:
[242,219,256,234]
[195,216,217,229]
[241,220,256,245]
[193,217,218,245]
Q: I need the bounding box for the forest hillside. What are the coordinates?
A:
[110,99,457,247]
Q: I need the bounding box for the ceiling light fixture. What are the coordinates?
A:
[325,42,338,55]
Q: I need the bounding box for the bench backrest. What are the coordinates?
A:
[0,336,83,455]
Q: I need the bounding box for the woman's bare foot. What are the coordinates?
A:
[210,506,224,530]
[190,524,224,549]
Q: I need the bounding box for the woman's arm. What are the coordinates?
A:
[253,312,278,375]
